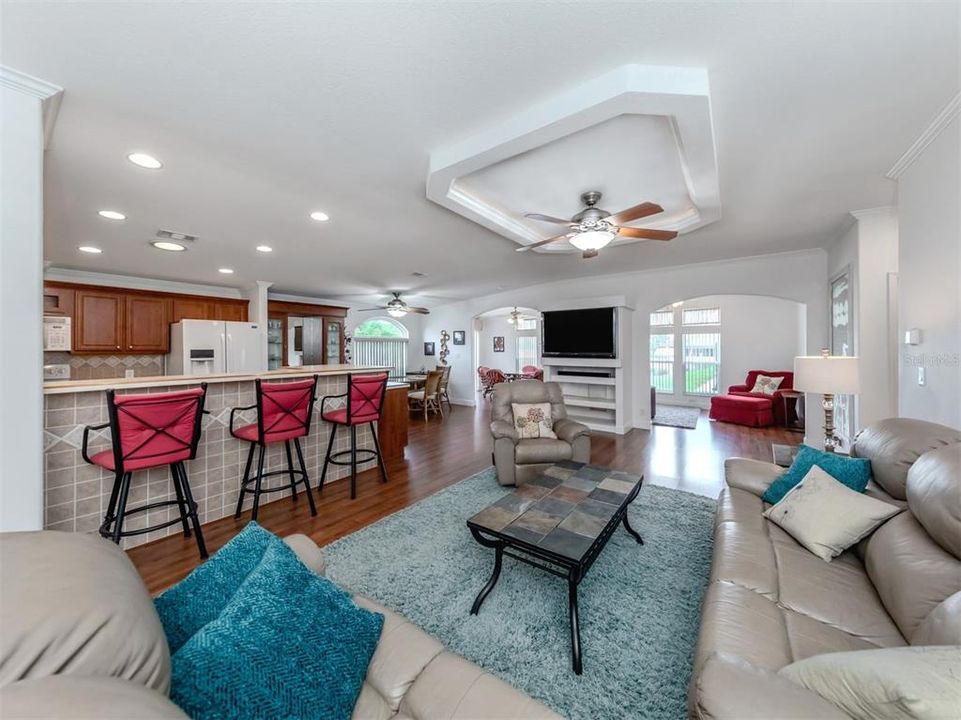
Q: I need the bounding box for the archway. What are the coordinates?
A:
[471,305,541,392]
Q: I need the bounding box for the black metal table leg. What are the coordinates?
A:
[470,538,505,615]
[622,514,644,545]
[569,575,582,675]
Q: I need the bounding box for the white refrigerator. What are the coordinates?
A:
[167,320,266,375]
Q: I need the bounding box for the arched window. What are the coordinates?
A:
[354,317,409,339]
[352,317,409,377]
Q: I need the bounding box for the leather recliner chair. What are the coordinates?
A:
[489,380,591,486]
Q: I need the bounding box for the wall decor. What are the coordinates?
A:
[424,341,435,356]
[452,330,466,345]
[493,336,505,353]
[439,330,450,366]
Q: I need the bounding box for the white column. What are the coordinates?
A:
[245,280,272,370]
[0,68,62,531]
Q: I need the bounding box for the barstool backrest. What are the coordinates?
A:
[256,376,318,444]
[347,373,389,423]
[106,385,207,472]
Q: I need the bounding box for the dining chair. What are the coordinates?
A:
[436,364,452,412]
[483,368,506,398]
[409,369,444,420]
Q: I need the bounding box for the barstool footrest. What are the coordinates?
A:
[326,447,379,467]
[99,497,196,539]
[238,467,310,494]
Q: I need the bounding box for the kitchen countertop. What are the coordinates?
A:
[43,364,393,395]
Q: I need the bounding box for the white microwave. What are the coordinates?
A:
[43,315,72,351]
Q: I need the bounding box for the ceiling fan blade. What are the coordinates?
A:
[407,307,431,315]
[616,227,678,241]
[524,213,573,225]
[515,232,571,252]
[356,306,389,312]
[582,249,599,259]
[606,202,664,225]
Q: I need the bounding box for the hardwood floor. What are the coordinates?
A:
[128,400,800,593]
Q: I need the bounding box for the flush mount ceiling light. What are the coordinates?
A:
[151,240,186,252]
[98,210,126,220]
[78,246,102,254]
[127,152,163,169]
[218,268,234,274]
[309,211,330,222]
[255,245,273,253]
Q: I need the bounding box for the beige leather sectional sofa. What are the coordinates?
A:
[0,530,559,719]
[689,418,961,719]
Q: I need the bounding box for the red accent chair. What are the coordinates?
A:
[230,376,319,521]
[709,370,795,427]
[482,368,506,398]
[82,385,208,557]
[320,373,390,500]
[521,365,544,380]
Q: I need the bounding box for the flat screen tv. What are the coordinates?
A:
[542,307,617,359]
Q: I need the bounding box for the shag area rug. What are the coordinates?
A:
[325,467,716,720]
[653,405,701,429]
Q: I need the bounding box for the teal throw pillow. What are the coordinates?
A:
[154,521,277,653]
[169,541,384,720]
[763,445,872,504]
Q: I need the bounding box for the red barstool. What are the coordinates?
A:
[82,385,208,558]
[229,376,319,522]
[319,373,389,499]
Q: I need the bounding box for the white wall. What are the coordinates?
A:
[896,114,961,429]
[420,249,828,438]
[476,315,517,371]
[0,70,61,531]
[655,294,805,408]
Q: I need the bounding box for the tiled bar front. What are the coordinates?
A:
[43,375,374,549]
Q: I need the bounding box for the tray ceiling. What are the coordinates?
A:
[427,65,720,252]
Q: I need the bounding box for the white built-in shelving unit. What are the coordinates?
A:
[540,296,633,435]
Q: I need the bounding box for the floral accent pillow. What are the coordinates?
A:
[750,374,785,395]
[511,402,556,440]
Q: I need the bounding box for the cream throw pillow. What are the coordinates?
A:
[779,646,961,720]
[511,402,556,439]
[750,374,784,395]
[763,465,899,561]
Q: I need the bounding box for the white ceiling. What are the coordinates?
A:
[3,1,958,307]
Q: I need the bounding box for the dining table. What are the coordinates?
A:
[405,373,427,389]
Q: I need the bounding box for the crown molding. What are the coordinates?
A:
[886,92,961,179]
[0,66,64,149]
[850,206,896,220]
[43,267,245,299]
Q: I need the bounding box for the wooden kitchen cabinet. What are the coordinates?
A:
[125,295,169,353]
[171,297,210,323]
[211,301,247,322]
[74,290,125,353]
[43,285,74,316]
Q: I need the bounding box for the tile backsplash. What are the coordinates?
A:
[45,352,163,380]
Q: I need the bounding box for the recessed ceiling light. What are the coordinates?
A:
[309,211,330,222]
[127,152,163,169]
[78,246,102,254]
[218,268,234,274]
[98,210,126,220]
[256,245,273,253]
[151,240,186,252]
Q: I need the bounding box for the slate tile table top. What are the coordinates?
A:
[466,461,644,674]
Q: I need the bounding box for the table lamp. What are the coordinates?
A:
[793,349,860,453]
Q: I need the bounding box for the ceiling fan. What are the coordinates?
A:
[519,190,677,259]
[356,292,430,318]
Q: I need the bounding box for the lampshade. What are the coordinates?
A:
[794,355,860,394]
[569,229,615,251]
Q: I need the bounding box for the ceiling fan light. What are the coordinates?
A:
[387,306,407,318]
[569,229,616,251]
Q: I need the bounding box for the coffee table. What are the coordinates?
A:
[466,461,644,674]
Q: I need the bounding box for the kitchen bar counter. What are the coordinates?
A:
[43,364,406,549]
[43,364,391,394]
